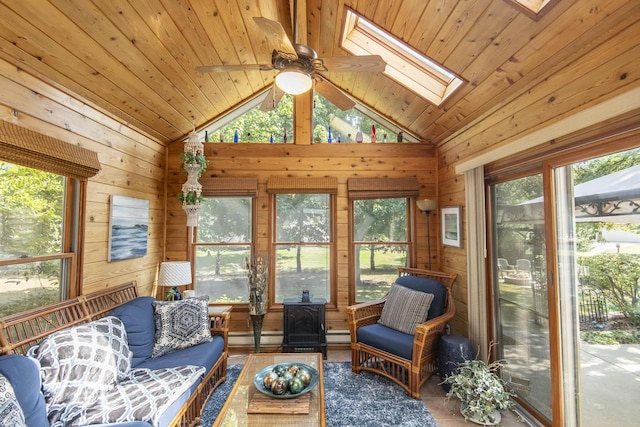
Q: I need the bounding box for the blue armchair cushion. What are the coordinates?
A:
[378,283,434,334]
[357,323,414,360]
[110,296,156,367]
[394,275,448,320]
[0,354,48,427]
[152,296,212,358]
[0,373,26,426]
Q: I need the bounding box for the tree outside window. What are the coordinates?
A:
[353,197,409,302]
[273,194,331,302]
[194,197,253,303]
[0,162,67,316]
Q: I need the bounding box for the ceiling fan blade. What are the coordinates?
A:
[196,64,273,73]
[315,77,355,111]
[320,55,386,73]
[253,17,298,61]
[260,84,285,112]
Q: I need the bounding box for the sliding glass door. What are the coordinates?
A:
[554,149,640,427]
[491,173,552,421]
[488,143,640,426]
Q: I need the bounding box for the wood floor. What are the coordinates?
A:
[228,349,525,426]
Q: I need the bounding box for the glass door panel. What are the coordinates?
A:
[492,174,552,421]
[555,148,640,426]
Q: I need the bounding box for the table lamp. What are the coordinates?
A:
[158,261,192,300]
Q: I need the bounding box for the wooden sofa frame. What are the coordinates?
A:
[346,267,457,399]
[0,281,230,427]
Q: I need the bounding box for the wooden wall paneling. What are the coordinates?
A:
[188,0,259,100]
[93,0,217,120]
[2,1,183,141]
[0,56,165,296]
[405,0,459,54]
[165,142,437,335]
[431,0,631,145]
[442,1,518,74]
[387,0,429,43]
[157,0,242,107]
[426,0,490,64]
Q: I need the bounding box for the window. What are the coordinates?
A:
[341,8,463,106]
[193,197,253,303]
[200,92,294,143]
[0,121,99,316]
[0,162,73,316]
[273,193,332,303]
[312,92,410,143]
[353,198,410,302]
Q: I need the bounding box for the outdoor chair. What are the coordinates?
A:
[498,258,516,277]
[516,259,532,276]
[346,267,457,399]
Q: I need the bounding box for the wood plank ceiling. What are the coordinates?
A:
[0,0,638,145]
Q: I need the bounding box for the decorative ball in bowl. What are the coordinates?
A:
[253,363,319,399]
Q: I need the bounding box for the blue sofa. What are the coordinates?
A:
[0,282,229,427]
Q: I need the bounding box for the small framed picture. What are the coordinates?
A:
[441,206,462,248]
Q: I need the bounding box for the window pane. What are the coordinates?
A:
[194,197,252,303]
[354,243,407,301]
[197,198,251,242]
[194,244,251,303]
[492,173,552,420]
[0,259,62,316]
[0,162,66,316]
[274,245,330,302]
[354,198,407,242]
[353,197,409,302]
[276,194,329,242]
[0,162,64,256]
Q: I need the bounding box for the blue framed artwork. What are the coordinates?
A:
[108,195,149,262]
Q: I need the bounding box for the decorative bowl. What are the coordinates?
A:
[253,363,319,399]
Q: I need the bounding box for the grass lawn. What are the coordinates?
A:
[195,246,406,303]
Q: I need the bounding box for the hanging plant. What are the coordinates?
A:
[179,191,204,205]
[180,152,207,176]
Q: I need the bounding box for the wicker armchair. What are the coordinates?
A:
[346,267,457,399]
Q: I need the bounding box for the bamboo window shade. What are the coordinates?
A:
[347,177,420,199]
[200,177,258,197]
[266,177,338,194]
[0,121,101,180]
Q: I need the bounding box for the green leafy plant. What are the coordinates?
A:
[180,151,208,176]
[179,191,204,205]
[578,254,640,325]
[442,355,515,424]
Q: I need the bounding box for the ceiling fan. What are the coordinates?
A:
[196,3,386,111]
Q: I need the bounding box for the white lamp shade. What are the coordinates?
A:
[275,69,313,95]
[416,199,438,212]
[158,261,192,287]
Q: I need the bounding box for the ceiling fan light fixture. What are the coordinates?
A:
[275,69,312,95]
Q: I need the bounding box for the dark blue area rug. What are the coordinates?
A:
[200,362,438,427]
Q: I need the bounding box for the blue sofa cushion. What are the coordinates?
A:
[357,323,414,361]
[395,275,447,320]
[136,337,224,376]
[0,354,48,427]
[110,296,156,367]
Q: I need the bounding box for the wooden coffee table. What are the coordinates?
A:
[212,353,326,427]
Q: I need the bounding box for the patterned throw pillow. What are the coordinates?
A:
[0,374,26,427]
[28,316,133,410]
[152,296,212,358]
[378,283,435,334]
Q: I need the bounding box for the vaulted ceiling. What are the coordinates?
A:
[0,0,637,145]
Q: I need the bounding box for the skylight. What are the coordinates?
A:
[341,9,463,106]
[505,0,557,19]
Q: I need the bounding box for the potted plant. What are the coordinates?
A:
[441,353,516,425]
